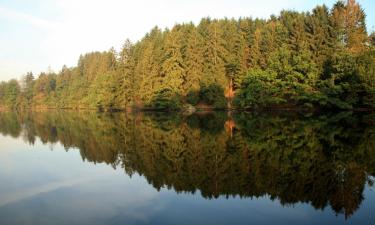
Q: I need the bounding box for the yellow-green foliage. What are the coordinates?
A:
[0,0,373,110]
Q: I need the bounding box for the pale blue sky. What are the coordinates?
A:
[0,0,374,81]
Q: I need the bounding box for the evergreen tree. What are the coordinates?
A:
[0,0,373,110]
[119,39,136,107]
[306,5,334,71]
[161,27,185,95]
[182,23,204,97]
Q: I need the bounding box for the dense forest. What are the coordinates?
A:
[0,0,374,111]
[0,111,374,218]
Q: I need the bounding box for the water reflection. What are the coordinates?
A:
[0,111,374,220]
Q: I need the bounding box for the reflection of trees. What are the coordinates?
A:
[0,112,21,138]
[0,111,374,218]
[233,112,374,218]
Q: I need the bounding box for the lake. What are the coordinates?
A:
[0,111,374,225]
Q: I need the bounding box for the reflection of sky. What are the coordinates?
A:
[0,135,163,225]
[0,135,374,225]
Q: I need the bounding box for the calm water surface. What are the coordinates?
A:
[0,111,374,225]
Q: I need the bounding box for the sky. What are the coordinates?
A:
[0,0,374,82]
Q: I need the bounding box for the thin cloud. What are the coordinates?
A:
[0,5,58,30]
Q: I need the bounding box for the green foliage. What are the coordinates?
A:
[0,0,373,111]
[149,88,182,111]
[186,90,200,105]
[356,50,375,107]
[0,79,21,109]
[317,80,353,109]
[234,70,285,108]
[200,84,227,108]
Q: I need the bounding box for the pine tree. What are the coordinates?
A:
[221,19,246,92]
[345,0,368,54]
[119,39,136,107]
[306,5,334,71]
[331,0,367,54]
[161,27,185,95]
[182,23,204,96]
[133,27,164,104]
[198,18,227,87]
[21,72,35,105]
[248,27,262,69]
[1,1,373,110]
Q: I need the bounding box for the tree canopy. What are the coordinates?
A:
[0,0,373,111]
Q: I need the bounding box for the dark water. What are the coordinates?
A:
[0,111,374,225]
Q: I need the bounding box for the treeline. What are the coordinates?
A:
[0,111,374,218]
[0,0,374,110]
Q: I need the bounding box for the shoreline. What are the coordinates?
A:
[1,106,374,113]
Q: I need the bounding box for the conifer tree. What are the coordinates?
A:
[161,27,185,95]
[0,1,373,110]
[181,23,204,96]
